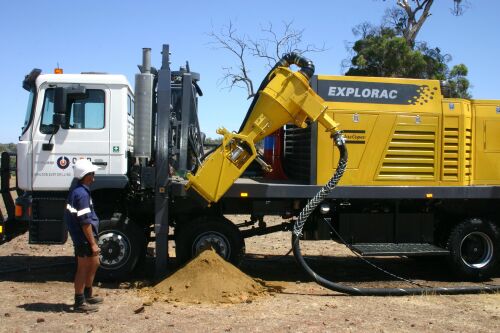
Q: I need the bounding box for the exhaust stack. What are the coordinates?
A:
[133,48,155,158]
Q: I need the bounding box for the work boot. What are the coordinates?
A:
[84,287,104,304]
[85,295,104,304]
[74,302,99,313]
[74,294,98,313]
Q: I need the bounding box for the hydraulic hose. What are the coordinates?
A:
[292,131,500,296]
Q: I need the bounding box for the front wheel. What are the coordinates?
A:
[96,215,146,281]
[447,218,499,280]
[175,216,245,267]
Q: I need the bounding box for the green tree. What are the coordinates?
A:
[346,28,430,78]
[0,143,16,153]
[446,64,471,98]
[345,1,471,98]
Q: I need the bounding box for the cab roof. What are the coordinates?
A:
[35,73,132,90]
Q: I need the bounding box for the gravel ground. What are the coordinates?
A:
[0,215,499,332]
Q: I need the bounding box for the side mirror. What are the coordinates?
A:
[53,85,87,127]
[52,113,67,128]
[54,87,67,116]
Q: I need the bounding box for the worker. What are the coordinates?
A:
[64,159,103,312]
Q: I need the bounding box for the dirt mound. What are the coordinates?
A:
[150,249,268,304]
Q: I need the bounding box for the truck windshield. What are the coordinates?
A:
[22,89,36,134]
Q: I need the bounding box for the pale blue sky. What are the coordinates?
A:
[1,0,498,143]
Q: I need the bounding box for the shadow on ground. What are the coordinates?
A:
[17,302,72,313]
[1,253,499,289]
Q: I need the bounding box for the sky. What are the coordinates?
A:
[1,0,499,143]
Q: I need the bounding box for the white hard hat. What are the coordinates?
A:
[73,159,98,179]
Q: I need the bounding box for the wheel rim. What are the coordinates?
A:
[192,231,231,259]
[98,231,131,269]
[460,231,494,269]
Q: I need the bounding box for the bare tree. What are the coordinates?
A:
[383,0,468,47]
[208,21,255,99]
[209,20,326,99]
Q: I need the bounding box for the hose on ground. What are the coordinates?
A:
[292,130,500,296]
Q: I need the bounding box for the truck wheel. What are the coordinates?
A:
[96,216,146,281]
[175,216,245,267]
[447,218,499,280]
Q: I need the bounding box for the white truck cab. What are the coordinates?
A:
[18,71,134,191]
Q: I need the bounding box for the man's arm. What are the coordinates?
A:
[82,223,99,256]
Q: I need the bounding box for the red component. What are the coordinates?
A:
[263,128,287,180]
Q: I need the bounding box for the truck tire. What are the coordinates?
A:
[175,216,245,267]
[446,218,499,280]
[96,216,146,281]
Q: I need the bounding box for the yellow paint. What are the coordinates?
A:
[315,75,500,187]
[188,71,500,204]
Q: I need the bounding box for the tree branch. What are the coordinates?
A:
[209,20,326,99]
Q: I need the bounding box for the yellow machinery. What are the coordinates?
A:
[186,58,339,203]
[314,75,500,187]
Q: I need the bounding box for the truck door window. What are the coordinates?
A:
[22,90,36,134]
[40,89,55,134]
[40,89,105,133]
[127,95,134,118]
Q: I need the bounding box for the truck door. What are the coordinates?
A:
[31,86,110,191]
[472,101,500,185]
[28,85,110,244]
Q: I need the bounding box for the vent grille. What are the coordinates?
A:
[283,125,311,182]
[442,127,459,180]
[464,128,472,181]
[378,129,436,180]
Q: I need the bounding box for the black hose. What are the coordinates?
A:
[292,131,500,296]
[275,52,315,80]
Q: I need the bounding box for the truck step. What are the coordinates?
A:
[351,243,449,256]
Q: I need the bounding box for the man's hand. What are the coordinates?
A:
[82,223,100,256]
[90,243,100,256]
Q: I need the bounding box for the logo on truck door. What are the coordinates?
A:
[56,156,70,170]
[317,80,436,105]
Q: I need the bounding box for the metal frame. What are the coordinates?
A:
[153,45,204,276]
[154,45,172,277]
[1,152,15,219]
[309,76,319,185]
[176,180,500,200]
[177,72,193,173]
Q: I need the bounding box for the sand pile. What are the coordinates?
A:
[150,249,268,304]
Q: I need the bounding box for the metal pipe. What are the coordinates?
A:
[142,48,151,74]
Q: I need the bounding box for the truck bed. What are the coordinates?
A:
[172,178,500,200]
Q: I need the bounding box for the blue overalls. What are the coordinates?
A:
[64,183,99,248]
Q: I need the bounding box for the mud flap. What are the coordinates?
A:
[29,197,68,244]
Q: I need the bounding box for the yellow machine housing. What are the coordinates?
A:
[314,75,500,186]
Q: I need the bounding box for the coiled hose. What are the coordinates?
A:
[292,131,500,296]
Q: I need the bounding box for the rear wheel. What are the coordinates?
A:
[175,216,245,266]
[447,218,499,280]
[96,215,146,281]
